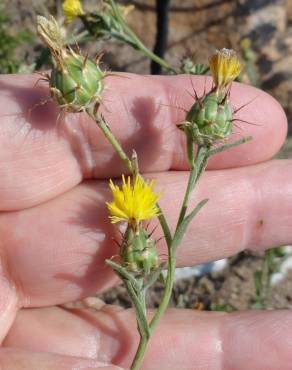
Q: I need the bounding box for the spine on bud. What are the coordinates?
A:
[178,48,242,148]
[121,227,158,275]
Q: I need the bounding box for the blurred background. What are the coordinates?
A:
[1,0,292,311]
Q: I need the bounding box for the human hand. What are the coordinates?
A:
[0,73,291,370]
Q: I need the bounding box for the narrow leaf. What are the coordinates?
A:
[173,198,208,250]
[209,136,252,157]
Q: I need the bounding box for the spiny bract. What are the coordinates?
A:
[121,228,158,274]
[50,51,104,112]
[183,91,233,146]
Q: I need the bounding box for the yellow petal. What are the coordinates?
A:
[63,0,84,23]
[107,175,160,225]
[209,48,242,89]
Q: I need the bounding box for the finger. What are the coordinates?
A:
[0,348,124,370]
[1,160,291,307]
[4,306,292,370]
[0,264,18,343]
[0,74,287,210]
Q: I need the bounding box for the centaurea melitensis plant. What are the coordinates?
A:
[37,12,251,370]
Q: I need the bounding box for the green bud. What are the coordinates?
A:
[180,92,233,147]
[37,15,104,113]
[121,228,158,275]
[50,52,104,112]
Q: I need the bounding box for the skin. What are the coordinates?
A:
[0,72,291,370]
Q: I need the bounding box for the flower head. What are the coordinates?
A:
[107,175,160,226]
[63,0,84,23]
[209,48,242,90]
[37,15,64,55]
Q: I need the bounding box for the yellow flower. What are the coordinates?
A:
[63,0,84,23]
[209,48,242,90]
[107,175,160,225]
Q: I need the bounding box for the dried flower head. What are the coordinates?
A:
[63,0,84,23]
[209,48,242,90]
[107,175,160,226]
[37,15,64,56]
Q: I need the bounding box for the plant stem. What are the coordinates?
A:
[86,107,134,173]
[89,106,172,369]
[131,333,149,370]
[149,147,209,336]
[82,0,176,74]
[150,139,253,337]
[88,107,172,244]
[176,146,209,227]
[125,280,149,338]
[108,0,175,74]
[149,249,176,332]
[157,207,172,247]
[137,40,175,74]
[90,104,250,370]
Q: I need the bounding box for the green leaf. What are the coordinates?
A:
[208,136,252,157]
[254,270,263,297]
[144,262,166,290]
[106,259,150,338]
[106,259,138,288]
[173,198,208,250]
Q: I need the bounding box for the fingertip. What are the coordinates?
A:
[208,82,288,169]
[163,76,288,169]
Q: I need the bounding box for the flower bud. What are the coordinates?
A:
[178,49,241,147]
[121,228,158,275]
[50,51,104,112]
[209,48,242,91]
[181,91,233,147]
[37,15,104,112]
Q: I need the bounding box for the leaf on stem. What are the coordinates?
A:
[173,198,209,250]
[208,136,252,157]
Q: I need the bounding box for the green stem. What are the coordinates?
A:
[176,146,209,228]
[88,107,172,243]
[149,146,209,336]
[157,207,172,248]
[149,249,176,332]
[134,39,175,74]
[150,138,252,338]
[90,105,171,369]
[84,0,176,74]
[86,107,134,173]
[87,107,172,245]
[106,260,149,337]
[111,0,175,74]
[125,280,149,338]
[131,334,149,370]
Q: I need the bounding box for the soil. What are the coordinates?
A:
[99,250,292,311]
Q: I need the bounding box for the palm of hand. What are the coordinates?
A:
[0,73,291,370]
